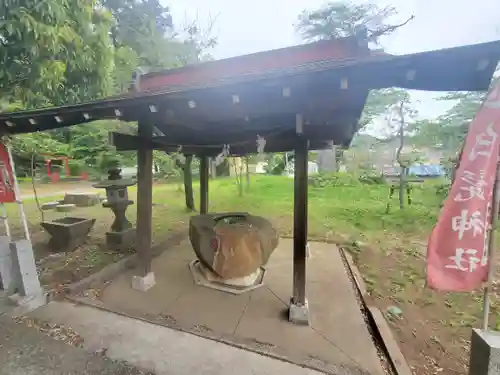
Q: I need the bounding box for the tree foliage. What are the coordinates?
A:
[0,0,115,108]
[2,1,216,186]
[360,88,410,129]
[411,76,498,153]
[297,0,412,45]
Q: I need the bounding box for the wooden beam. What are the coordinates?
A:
[292,125,308,306]
[199,156,209,214]
[135,120,154,276]
[110,131,340,156]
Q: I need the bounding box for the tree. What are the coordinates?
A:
[1,0,217,193]
[0,0,116,108]
[245,156,250,192]
[385,94,417,209]
[0,0,129,174]
[296,2,413,170]
[421,75,498,150]
[175,155,196,211]
[409,75,498,180]
[69,120,137,168]
[102,0,176,70]
[296,1,413,45]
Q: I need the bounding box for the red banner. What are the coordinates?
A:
[427,82,500,291]
[0,144,16,203]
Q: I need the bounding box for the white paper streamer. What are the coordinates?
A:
[256,135,266,154]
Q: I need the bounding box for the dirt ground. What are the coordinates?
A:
[19,180,97,197]
[344,233,493,375]
[13,182,189,295]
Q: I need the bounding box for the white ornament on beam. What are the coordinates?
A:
[214,144,230,166]
[256,135,266,154]
[295,114,304,134]
[406,70,416,81]
[477,59,490,71]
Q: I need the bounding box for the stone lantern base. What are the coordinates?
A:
[106,228,136,251]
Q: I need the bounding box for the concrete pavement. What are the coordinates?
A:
[96,239,381,375]
[31,301,325,375]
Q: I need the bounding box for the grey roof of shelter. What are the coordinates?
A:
[0,40,499,155]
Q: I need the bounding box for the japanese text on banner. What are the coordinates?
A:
[427,82,500,291]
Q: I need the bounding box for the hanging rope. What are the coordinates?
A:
[31,152,44,222]
[153,125,291,150]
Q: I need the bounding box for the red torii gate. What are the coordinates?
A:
[40,154,70,183]
[40,154,88,182]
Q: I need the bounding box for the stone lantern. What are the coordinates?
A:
[93,168,136,251]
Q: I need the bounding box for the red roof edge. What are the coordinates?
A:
[134,35,371,92]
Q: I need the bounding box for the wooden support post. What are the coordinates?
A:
[289,114,310,325]
[200,156,209,214]
[132,119,155,291]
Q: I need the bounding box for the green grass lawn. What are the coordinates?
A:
[6,175,488,374]
[206,175,442,242]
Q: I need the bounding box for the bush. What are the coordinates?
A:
[68,159,85,176]
[358,174,386,185]
[97,151,122,172]
[435,183,451,200]
[308,173,361,188]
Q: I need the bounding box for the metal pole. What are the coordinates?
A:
[482,154,500,331]
[6,144,31,243]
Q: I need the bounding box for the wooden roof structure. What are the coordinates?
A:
[1,36,500,157]
[4,34,499,325]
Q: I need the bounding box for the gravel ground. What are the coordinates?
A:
[0,314,154,375]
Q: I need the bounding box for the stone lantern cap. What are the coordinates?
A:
[93,178,136,189]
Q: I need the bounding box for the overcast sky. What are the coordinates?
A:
[165,0,500,120]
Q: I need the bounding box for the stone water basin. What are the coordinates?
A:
[189,212,279,291]
[41,217,96,253]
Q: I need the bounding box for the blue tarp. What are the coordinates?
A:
[408,164,445,177]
